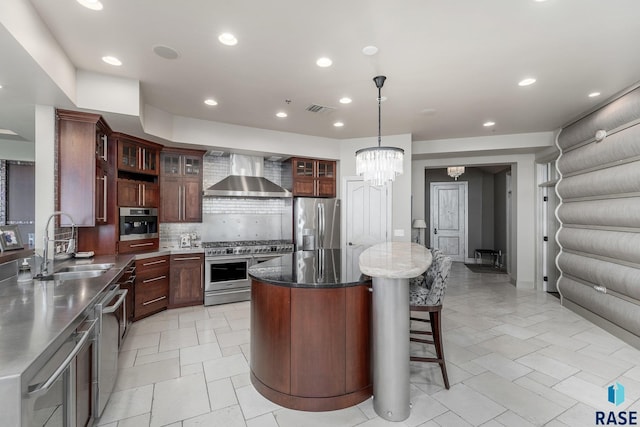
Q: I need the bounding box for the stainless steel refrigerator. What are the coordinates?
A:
[294,197,340,250]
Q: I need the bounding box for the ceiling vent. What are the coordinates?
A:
[206,150,225,157]
[305,104,336,114]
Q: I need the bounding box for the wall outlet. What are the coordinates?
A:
[393,229,405,237]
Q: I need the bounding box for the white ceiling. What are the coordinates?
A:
[3,0,640,146]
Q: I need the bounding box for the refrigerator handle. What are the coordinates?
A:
[318,203,324,248]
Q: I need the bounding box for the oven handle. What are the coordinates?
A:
[27,318,98,398]
[103,289,128,314]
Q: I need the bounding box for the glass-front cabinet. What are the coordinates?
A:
[116,136,159,175]
[289,157,336,198]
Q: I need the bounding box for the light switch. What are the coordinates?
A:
[393,229,405,237]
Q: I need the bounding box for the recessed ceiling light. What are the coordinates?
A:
[153,45,179,60]
[218,33,238,46]
[333,122,344,127]
[204,99,218,106]
[588,92,601,98]
[483,121,496,127]
[421,108,437,115]
[102,56,122,66]
[339,97,352,104]
[362,46,378,56]
[0,84,3,89]
[518,77,536,86]
[77,0,103,10]
[316,57,332,67]
[276,112,288,118]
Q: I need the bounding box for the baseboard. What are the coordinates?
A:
[562,299,640,351]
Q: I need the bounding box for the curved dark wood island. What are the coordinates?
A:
[248,249,372,411]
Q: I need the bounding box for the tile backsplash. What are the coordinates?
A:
[160,155,292,246]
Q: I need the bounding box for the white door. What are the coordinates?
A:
[343,177,391,279]
[430,182,468,262]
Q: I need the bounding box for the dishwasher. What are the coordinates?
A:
[94,283,128,417]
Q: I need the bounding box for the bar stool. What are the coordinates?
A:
[408,248,452,389]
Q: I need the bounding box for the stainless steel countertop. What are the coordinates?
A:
[134,246,204,260]
[0,254,135,380]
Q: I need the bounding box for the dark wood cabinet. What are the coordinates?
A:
[160,149,205,223]
[117,180,159,207]
[169,253,204,308]
[116,135,160,176]
[287,157,336,198]
[250,279,372,411]
[134,255,169,320]
[119,238,159,254]
[57,109,113,226]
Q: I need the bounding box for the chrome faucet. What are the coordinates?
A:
[39,211,77,277]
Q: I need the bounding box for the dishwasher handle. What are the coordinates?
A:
[28,318,98,398]
[102,289,128,314]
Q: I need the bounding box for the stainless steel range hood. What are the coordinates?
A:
[203,154,292,198]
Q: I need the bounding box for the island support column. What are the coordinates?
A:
[372,277,410,422]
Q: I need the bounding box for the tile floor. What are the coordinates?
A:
[96,263,640,426]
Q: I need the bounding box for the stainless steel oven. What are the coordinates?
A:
[204,257,251,305]
[203,240,294,306]
[119,207,158,241]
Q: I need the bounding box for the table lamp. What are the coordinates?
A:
[412,219,427,245]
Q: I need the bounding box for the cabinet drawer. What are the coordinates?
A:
[135,276,169,319]
[120,239,159,254]
[136,255,169,271]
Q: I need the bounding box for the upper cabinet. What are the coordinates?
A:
[160,149,206,223]
[114,133,163,209]
[116,134,160,176]
[57,109,113,227]
[287,157,336,198]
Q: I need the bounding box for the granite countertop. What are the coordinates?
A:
[248,249,371,288]
[0,254,134,380]
[359,242,432,279]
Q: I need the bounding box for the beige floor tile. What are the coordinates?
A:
[471,353,532,381]
[236,385,282,419]
[117,413,151,427]
[273,406,367,427]
[432,383,506,425]
[180,341,223,365]
[208,377,239,411]
[203,353,249,382]
[114,357,180,391]
[150,373,210,427]
[246,413,279,427]
[96,384,153,425]
[159,327,199,352]
[217,329,250,348]
[515,353,580,380]
[184,404,247,427]
[433,411,472,427]
[120,332,160,352]
[135,349,179,366]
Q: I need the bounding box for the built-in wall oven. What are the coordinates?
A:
[203,240,294,306]
[119,207,158,241]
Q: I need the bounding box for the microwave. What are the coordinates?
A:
[119,207,159,241]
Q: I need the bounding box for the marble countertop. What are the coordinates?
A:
[359,242,431,279]
[248,249,370,288]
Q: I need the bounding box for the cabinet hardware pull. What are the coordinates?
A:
[200,264,203,289]
[131,242,154,248]
[143,275,167,283]
[175,257,201,261]
[126,266,137,273]
[178,186,182,221]
[143,295,167,306]
[96,176,107,222]
[182,185,186,220]
[142,259,166,266]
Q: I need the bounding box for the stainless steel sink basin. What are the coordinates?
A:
[57,263,114,273]
[37,270,107,281]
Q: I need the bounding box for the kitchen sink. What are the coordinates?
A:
[57,263,114,273]
[37,269,107,281]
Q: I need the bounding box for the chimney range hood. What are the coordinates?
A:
[203,154,292,198]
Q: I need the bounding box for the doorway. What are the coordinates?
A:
[343,177,392,279]
[429,181,468,262]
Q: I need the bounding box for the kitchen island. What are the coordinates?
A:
[248,249,372,411]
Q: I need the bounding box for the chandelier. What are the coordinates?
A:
[447,166,465,180]
[355,75,404,186]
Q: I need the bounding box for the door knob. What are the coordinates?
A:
[434,228,438,235]
[348,242,353,246]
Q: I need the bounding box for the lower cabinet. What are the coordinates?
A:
[76,336,94,427]
[169,254,204,308]
[134,255,169,320]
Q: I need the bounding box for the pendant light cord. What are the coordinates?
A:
[378,86,382,147]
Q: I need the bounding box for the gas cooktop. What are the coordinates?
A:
[203,240,294,257]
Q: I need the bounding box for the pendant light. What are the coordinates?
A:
[447,166,465,180]
[355,75,404,186]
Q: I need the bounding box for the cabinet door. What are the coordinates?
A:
[169,254,204,308]
[183,179,202,222]
[118,141,139,172]
[293,159,314,177]
[162,153,182,176]
[141,147,159,175]
[183,155,202,177]
[141,183,159,207]
[292,178,316,197]
[316,161,335,178]
[160,178,182,222]
[117,180,140,206]
[316,179,336,198]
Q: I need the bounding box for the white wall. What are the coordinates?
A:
[0,140,34,161]
[76,71,140,117]
[412,152,536,288]
[34,105,55,252]
[413,132,555,158]
[339,134,412,241]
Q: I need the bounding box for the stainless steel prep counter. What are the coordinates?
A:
[0,254,134,426]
